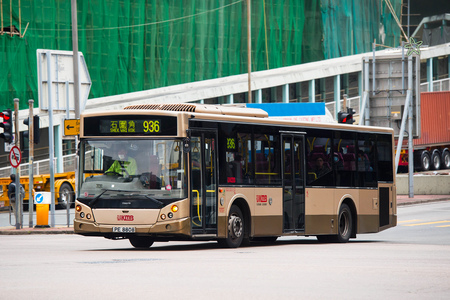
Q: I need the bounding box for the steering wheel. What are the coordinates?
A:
[104,171,121,176]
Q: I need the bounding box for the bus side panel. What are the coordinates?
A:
[357,188,380,233]
[304,188,337,235]
[252,188,283,236]
[217,187,283,238]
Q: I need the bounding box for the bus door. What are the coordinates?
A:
[282,133,306,233]
[190,130,218,235]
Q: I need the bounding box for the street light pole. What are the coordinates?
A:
[247,0,252,104]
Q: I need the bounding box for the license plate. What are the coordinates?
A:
[112,227,135,233]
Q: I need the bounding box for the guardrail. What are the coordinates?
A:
[0,154,77,178]
[7,190,75,228]
[420,78,450,93]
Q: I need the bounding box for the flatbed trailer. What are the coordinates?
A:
[0,172,75,209]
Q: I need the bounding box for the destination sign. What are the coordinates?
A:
[83,115,177,136]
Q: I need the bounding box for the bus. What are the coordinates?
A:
[74,103,396,248]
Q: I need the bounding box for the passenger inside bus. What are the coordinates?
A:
[312,157,330,178]
[106,147,137,177]
[139,154,161,189]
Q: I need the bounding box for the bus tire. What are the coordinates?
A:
[129,237,154,249]
[336,203,352,243]
[420,151,431,171]
[58,182,73,209]
[431,150,441,170]
[316,204,352,243]
[218,205,245,248]
[442,150,450,169]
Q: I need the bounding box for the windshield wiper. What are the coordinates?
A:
[88,189,135,207]
[143,195,164,207]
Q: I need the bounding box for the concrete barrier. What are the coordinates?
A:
[396,174,450,195]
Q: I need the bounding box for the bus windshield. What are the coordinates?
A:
[79,139,187,203]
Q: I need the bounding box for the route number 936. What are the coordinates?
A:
[143,120,160,133]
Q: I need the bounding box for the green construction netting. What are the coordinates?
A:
[1,0,401,110]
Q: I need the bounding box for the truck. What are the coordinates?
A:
[398,91,450,172]
[0,172,75,209]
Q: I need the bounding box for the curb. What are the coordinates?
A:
[0,227,74,235]
[397,196,450,206]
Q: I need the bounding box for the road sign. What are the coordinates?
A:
[64,119,80,136]
[34,192,51,204]
[9,146,22,168]
[37,49,92,112]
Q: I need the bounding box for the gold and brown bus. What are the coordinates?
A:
[74,103,396,248]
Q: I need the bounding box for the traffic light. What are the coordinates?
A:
[0,109,13,143]
[23,115,40,144]
[338,107,355,124]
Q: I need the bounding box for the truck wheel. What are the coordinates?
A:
[58,182,73,209]
[431,150,441,170]
[420,151,431,171]
[442,150,450,169]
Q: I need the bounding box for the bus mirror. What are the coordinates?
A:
[183,138,191,153]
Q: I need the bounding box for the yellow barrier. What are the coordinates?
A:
[35,204,50,228]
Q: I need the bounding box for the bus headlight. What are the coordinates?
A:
[171,205,178,213]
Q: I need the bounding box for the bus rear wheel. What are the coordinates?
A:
[218,205,245,248]
[316,203,352,243]
[336,203,352,243]
[129,237,154,249]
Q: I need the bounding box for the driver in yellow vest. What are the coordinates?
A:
[106,148,137,176]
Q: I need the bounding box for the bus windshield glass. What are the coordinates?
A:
[79,139,187,203]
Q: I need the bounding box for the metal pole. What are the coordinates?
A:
[343,94,347,111]
[72,0,81,205]
[247,0,252,104]
[395,91,411,173]
[46,51,56,227]
[408,56,414,197]
[401,41,405,94]
[14,98,22,229]
[372,42,376,96]
[359,57,370,125]
[28,99,34,228]
[407,0,410,39]
[72,0,80,119]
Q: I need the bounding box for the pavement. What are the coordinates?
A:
[0,195,449,235]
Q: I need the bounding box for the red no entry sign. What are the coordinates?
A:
[9,146,21,168]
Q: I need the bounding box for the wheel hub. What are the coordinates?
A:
[229,215,243,239]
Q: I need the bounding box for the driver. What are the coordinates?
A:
[106,147,137,176]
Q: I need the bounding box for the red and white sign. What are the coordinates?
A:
[9,146,21,168]
[256,195,268,203]
[117,215,134,221]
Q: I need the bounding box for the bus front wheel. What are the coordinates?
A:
[129,237,154,249]
[218,205,245,248]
